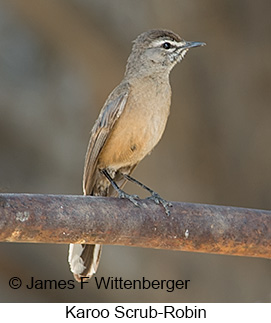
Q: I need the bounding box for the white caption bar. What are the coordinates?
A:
[1,303,270,322]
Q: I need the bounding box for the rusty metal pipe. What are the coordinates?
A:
[0,193,270,259]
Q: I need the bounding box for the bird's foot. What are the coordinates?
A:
[118,190,140,207]
[147,192,172,216]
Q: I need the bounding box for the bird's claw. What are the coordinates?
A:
[147,192,172,215]
[119,190,140,206]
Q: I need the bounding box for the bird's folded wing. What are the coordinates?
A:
[83,82,130,195]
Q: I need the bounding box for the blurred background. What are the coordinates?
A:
[0,0,271,302]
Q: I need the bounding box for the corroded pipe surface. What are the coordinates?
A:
[0,193,270,259]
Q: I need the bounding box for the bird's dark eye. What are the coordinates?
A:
[162,42,172,49]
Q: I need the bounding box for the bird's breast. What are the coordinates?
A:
[98,78,171,169]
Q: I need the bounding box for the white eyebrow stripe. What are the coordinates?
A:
[151,39,182,48]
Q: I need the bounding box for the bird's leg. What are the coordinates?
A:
[121,173,172,215]
[101,169,139,206]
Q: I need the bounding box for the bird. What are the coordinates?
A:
[68,29,205,282]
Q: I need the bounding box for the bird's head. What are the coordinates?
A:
[125,29,205,77]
